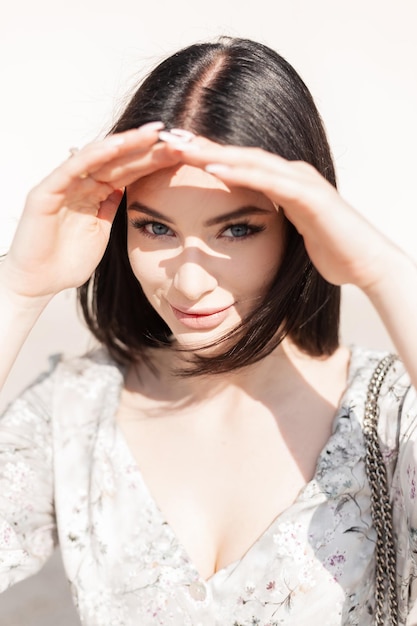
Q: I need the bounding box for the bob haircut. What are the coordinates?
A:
[78,37,340,375]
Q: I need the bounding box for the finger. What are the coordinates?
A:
[97,188,124,228]
[63,175,117,207]
[170,136,336,217]
[45,121,166,191]
[91,141,182,188]
[205,158,318,204]
[162,134,297,195]
[159,134,271,168]
[174,140,305,201]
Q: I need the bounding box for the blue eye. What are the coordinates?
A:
[224,224,252,238]
[145,222,173,236]
[129,218,176,239]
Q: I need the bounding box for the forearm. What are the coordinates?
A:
[365,249,417,389]
[0,266,51,391]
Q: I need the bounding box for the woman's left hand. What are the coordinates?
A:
[165,134,417,390]
[168,135,400,295]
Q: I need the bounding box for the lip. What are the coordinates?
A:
[170,304,233,330]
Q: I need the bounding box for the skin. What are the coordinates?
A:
[166,134,417,388]
[1,123,417,580]
[0,122,182,386]
[126,163,284,351]
[117,160,352,579]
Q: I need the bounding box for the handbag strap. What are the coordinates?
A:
[363,353,399,625]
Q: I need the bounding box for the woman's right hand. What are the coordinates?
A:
[1,121,179,301]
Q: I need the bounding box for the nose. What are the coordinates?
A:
[173,249,218,302]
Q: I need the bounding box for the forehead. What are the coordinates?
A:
[127,164,270,209]
[131,164,229,192]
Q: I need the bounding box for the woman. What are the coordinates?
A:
[1,37,417,625]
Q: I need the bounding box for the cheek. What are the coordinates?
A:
[127,247,168,298]
[239,239,282,294]
[263,247,283,284]
[261,223,286,285]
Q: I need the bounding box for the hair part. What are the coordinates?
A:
[78,37,340,375]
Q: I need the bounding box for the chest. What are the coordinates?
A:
[116,395,337,580]
[55,397,377,625]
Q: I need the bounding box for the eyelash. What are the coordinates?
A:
[129,218,266,241]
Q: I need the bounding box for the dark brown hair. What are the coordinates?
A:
[78,37,340,374]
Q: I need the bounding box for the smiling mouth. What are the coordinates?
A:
[170,304,233,330]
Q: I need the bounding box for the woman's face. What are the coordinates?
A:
[126,164,284,350]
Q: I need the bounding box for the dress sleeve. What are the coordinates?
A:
[0,358,59,592]
[387,368,417,622]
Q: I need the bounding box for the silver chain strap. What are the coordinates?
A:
[363,354,399,625]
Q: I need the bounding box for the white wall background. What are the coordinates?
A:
[0,0,416,621]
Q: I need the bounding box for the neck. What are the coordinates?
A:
[124,339,349,412]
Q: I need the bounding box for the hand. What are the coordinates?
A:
[2,122,180,300]
[168,135,401,295]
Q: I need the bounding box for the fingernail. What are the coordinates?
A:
[205,163,231,174]
[169,129,195,141]
[158,129,197,144]
[272,201,280,213]
[138,121,165,132]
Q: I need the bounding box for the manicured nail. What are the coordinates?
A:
[205,163,231,174]
[138,121,165,132]
[158,130,201,152]
[169,129,195,141]
[272,201,280,213]
[159,130,193,144]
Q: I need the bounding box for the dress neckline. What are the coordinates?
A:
[110,345,366,583]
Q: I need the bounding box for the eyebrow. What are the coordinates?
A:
[127,201,272,226]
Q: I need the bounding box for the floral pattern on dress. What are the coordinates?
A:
[1,346,417,624]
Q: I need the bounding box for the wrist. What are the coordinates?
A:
[360,245,415,302]
[0,262,53,315]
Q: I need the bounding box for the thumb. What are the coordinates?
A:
[97,188,124,226]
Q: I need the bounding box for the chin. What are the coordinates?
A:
[171,326,237,354]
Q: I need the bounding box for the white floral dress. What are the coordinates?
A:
[1,345,417,625]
